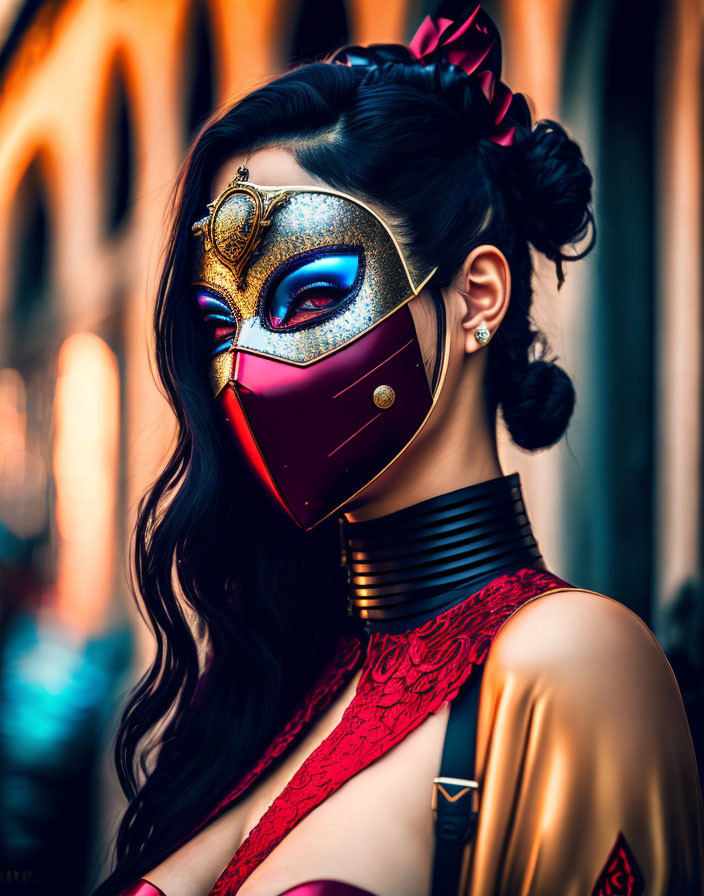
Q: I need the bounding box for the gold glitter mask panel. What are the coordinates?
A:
[191,175,436,394]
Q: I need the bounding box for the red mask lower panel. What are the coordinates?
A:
[219,303,433,529]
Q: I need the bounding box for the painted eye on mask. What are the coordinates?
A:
[196,292,238,355]
[265,249,363,331]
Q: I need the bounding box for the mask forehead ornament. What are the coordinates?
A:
[190,167,449,530]
[191,166,293,289]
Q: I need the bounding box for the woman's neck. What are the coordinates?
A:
[338,471,546,634]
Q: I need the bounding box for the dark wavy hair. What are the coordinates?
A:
[95,22,595,895]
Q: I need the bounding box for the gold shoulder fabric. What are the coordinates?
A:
[462,588,704,895]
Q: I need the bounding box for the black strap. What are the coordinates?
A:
[430,664,485,896]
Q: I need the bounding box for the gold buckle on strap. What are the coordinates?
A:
[431,776,479,820]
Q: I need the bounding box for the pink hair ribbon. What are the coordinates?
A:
[408,4,516,146]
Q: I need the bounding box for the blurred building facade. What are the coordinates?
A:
[0,0,701,892]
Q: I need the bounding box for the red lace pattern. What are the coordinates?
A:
[207,567,571,895]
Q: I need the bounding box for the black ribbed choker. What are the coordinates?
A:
[339,472,545,628]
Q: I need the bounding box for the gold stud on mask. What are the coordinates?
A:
[372,385,396,409]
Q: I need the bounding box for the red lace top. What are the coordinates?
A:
[121,567,571,896]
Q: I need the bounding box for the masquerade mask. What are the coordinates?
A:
[191,168,449,529]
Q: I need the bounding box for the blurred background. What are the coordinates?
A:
[0,0,701,893]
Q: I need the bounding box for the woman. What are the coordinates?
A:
[97,6,704,895]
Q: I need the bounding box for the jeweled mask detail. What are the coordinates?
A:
[192,167,293,289]
[191,172,435,393]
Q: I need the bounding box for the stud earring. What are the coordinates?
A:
[473,323,491,345]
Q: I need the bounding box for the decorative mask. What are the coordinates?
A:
[191,167,449,530]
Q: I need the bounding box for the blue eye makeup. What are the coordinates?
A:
[265,249,363,331]
[196,292,238,355]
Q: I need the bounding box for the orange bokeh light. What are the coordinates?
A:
[53,331,119,634]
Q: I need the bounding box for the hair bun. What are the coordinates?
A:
[499,357,575,451]
[510,119,595,287]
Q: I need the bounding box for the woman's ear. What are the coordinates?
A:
[448,245,511,355]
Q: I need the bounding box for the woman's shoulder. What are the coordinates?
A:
[491,588,664,668]
[472,588,704,895]
[488,585,671,688]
